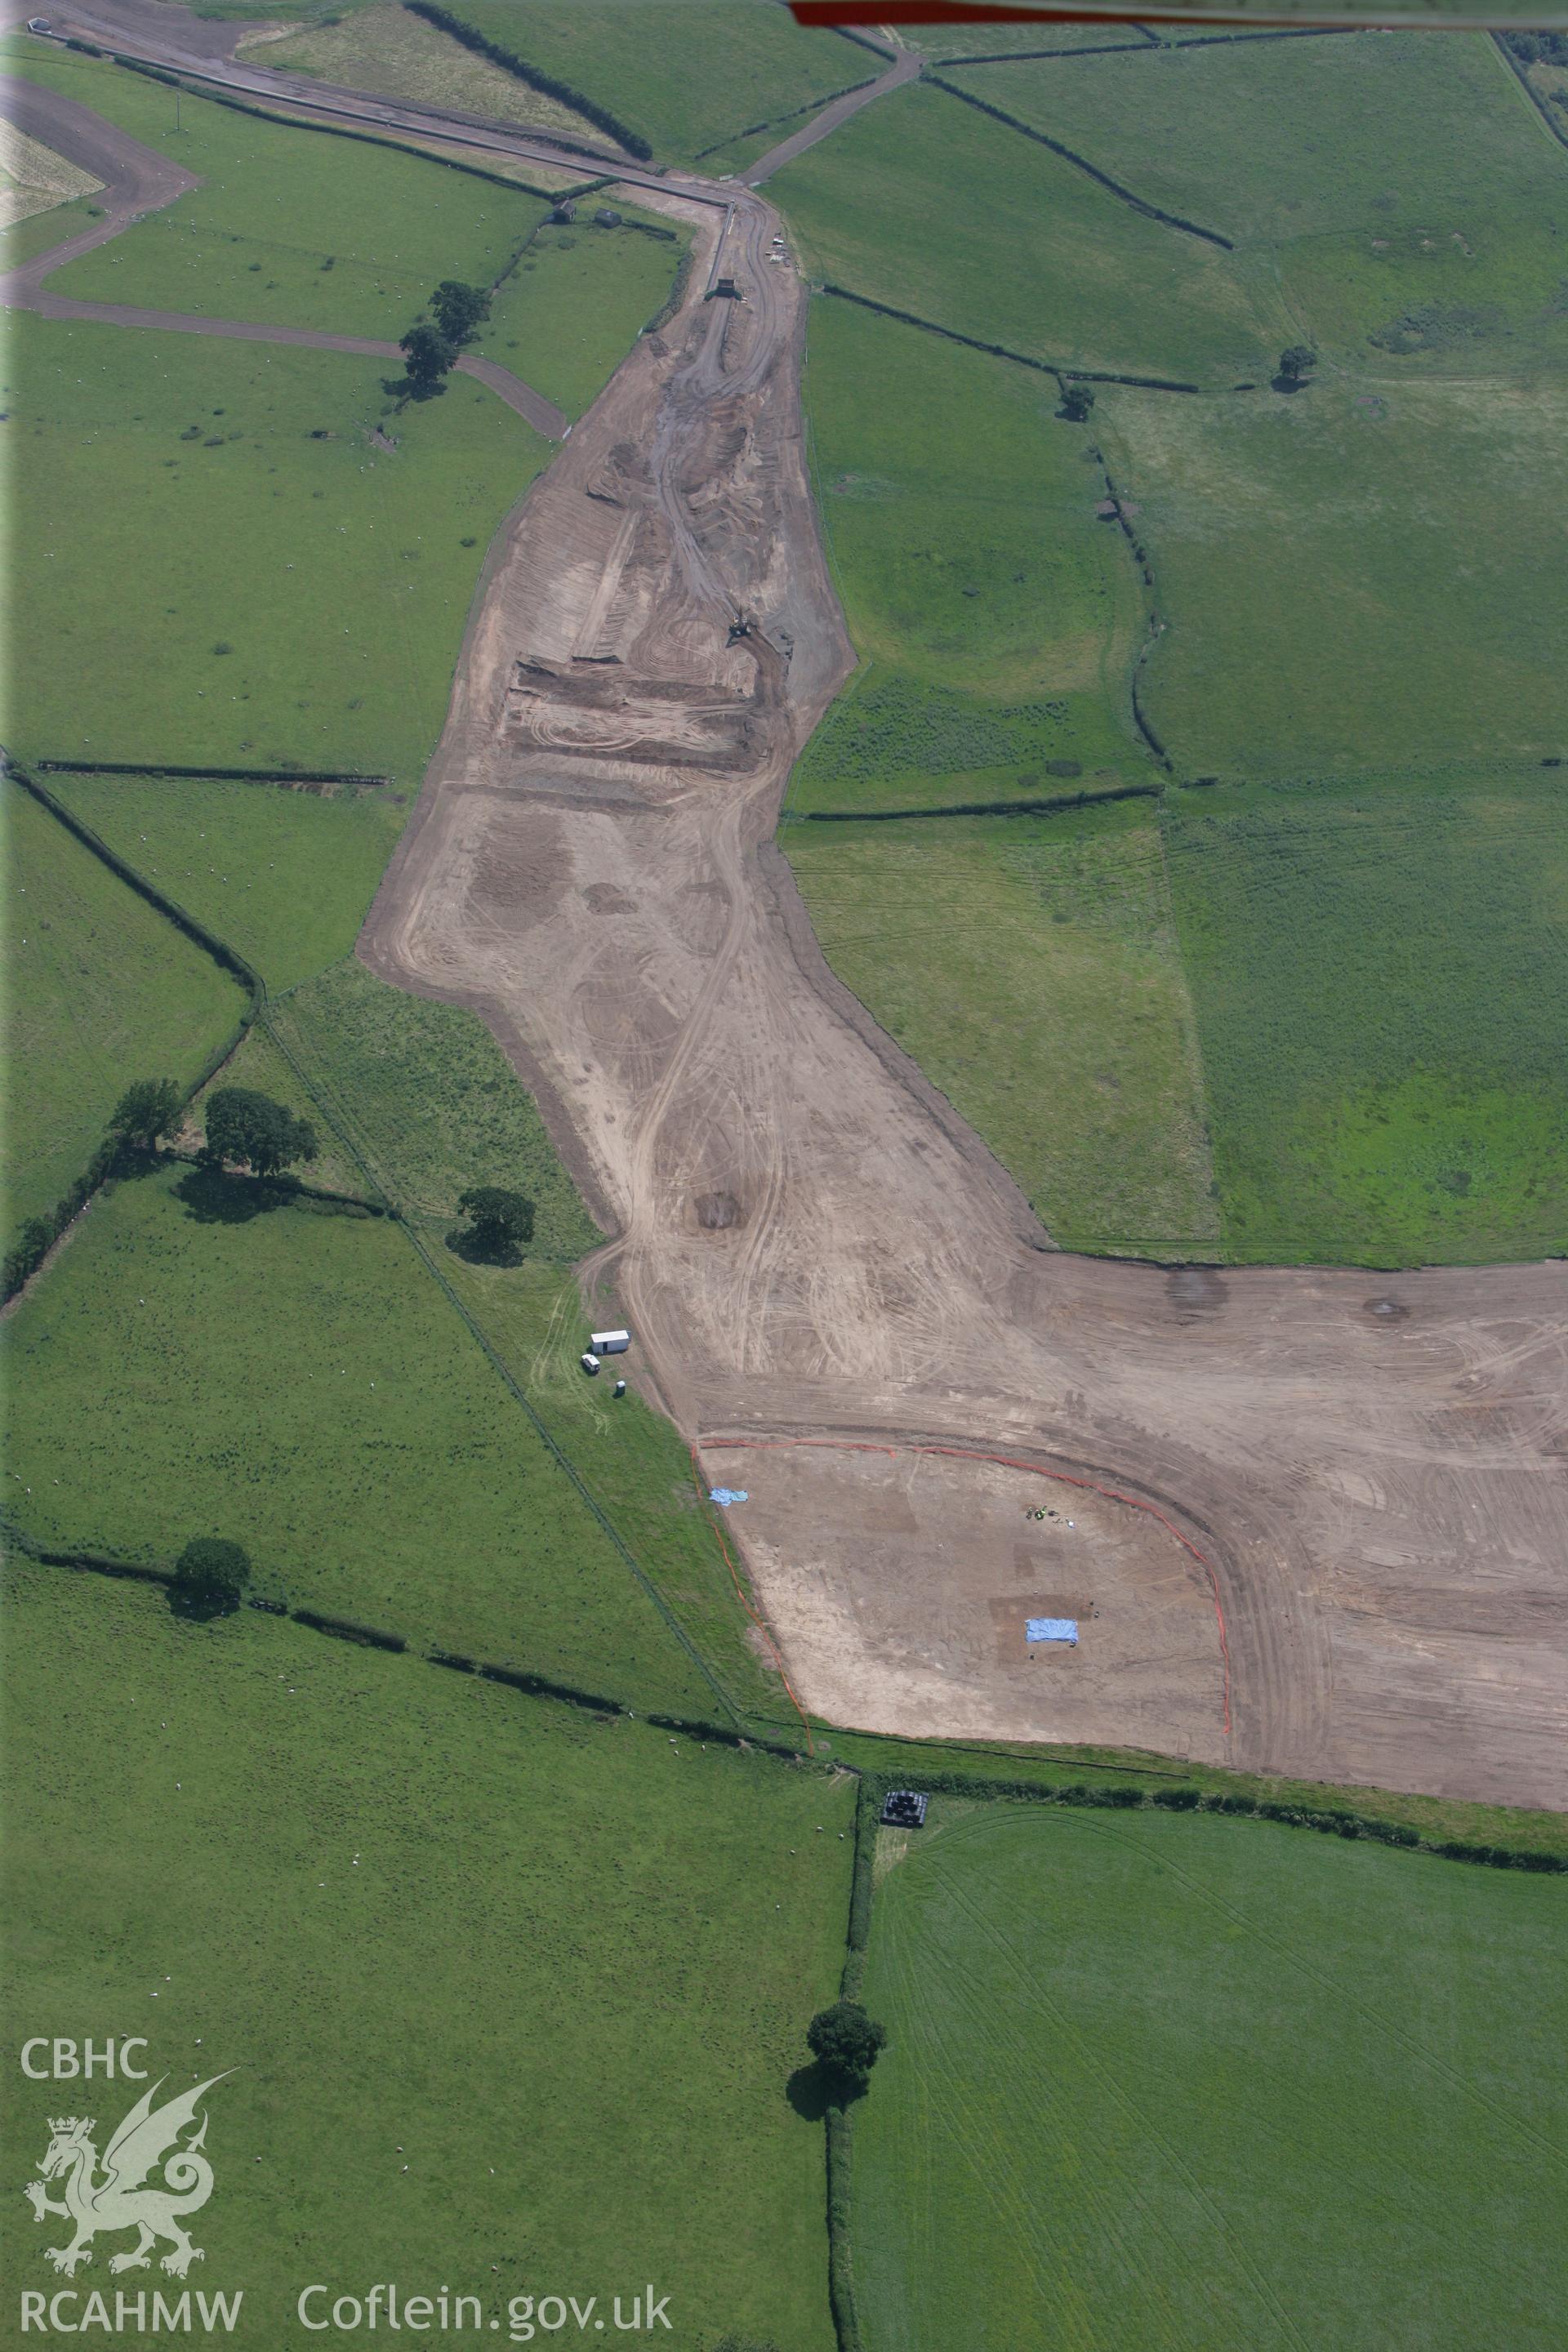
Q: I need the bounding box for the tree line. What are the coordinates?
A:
[108,1076,534,1258]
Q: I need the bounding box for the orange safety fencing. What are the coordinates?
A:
[701,1433,1232,1739]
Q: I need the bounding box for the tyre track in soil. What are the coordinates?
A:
[19,11,1568,1811]
[350,167,1566,1811]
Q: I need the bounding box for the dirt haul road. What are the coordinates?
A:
[354,188,1568,1813]
[32,5,1564,1811]
[0,81,568,434]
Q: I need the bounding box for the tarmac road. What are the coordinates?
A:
[13,7,1567,1810]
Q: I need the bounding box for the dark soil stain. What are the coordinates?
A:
[1167,1267,1227,1321]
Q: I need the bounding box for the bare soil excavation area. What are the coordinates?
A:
[706,1438,1229,1760]
[17,4,1567,1812]
[358,178,1568,1815]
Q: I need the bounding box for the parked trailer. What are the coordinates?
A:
[580,1352,601,1376]
[590,1329,630,1355]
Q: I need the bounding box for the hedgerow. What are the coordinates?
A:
[403,2,653,159]
[4,767,261,1303]
[855,1771,1567,1873]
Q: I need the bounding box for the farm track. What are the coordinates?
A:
[0,80,568,435]
[742,42,921,185]
[19,1,1568,1812]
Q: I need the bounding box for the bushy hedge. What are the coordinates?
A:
[856,1769,1566,1872]
[1429,1838,1567,1873]
[693,76,875,162]
[643,1712,810,1763]
[824,2108,864,2352]
[3,768,263,1303]
[929,74,1233,252]
[2,1530,171,1588]
[644,247,693,339]
[1503,29,1568,64]
[845,1779,878,1958]
[113,59,560,200]
[38,760,387,786]
[804,784,1158,826]
[3,1134,120,1303]
[475,1659,627,1715]
[821,283,1203,394]
[404,2,653,160]
[292,1608,406,1654]
[9,770,263,1000]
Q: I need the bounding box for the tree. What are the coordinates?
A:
[430,278,490,345]
[399,321,457,391]
[171,1535,250,1620]
[109,1076,183,1153]
[806,2001,888,2092]
[455,1185,535,1262]
[1057,381,1094,423]
[203,1087,318,1178]
[1278,344,1317,386]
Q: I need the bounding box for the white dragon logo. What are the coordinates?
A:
[24,2074,230,2278]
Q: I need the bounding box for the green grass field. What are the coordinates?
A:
[852,1797,1568,2352]
[956,33,1568,271]
[47,773,403,995]
[910,22,1154,56]
[907,29,1568,564]
[786,804,1218,1252]
[773,37,1568,1266]
[1102,375,1568,776]
[1,1160,736,1715]
[785,287,1211,1254]
[1164,773,1568,1263]
[247,1,602,141]
[4,782,247,1245]
[267,955,599,1249]
[770,81,1269,384]
[1,318,546,784]
[0,189,100,272]
[434,0,861,166]
[11,33,684,403]
[473,212,687,420]
[793,295,1147,815]
[9,42,551,337]
[829,1728,1568,1857]
[7,827,795,1726]
[438,1250,800,1728]
[189,1018,364,1196]
[0,1562,852,2351]
[256,955,796,1722]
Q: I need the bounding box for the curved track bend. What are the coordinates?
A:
[16,4,1568,1807]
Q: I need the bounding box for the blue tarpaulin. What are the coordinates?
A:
[709,1488,749,1507]
[1027,1618,1078,1645]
